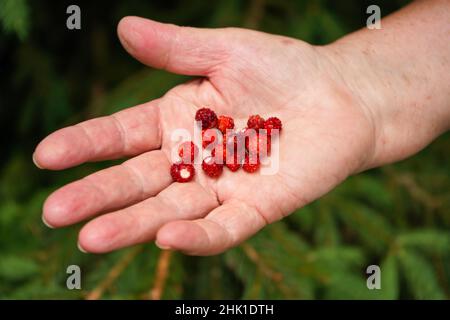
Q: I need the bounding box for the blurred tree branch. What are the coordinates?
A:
[149,250,173,300]
[85,246,143,300]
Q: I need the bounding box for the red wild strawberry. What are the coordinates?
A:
[195,107,218,129]
[225,129,245,153]
[212,143,227,164]
[212,142,242,166]
[178,141,198,163]
[236,128,254,157]
[217,115,235,134]
[202,128,221,149]
[245,131,271,157]
[264,117,282,135]
[224,131,238,153]
[226,162,241,172]
[233,129,248,158]
[170,163,195,183]
[247,115,265,130]
[222,132,244,171]
[202,156,223,178]
[242,154,260,173]
[226,153,241,172]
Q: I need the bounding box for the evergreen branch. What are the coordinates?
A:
[0,0,30,40]
[241,243,283,283]
[386,168,443,210]
[241,243,300,298]
[398,249,445,299]
[149,250,173,300]
[434,255,449,297]
[85,246,143,300]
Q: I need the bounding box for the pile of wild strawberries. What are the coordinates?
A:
[170,107,282,183]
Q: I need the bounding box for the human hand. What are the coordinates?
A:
[34,16,380,255]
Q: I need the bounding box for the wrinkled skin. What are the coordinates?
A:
[34,17,377,255]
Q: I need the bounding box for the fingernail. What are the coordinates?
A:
[155,241,172,250]
[32,153,43,169]
[42,215,54,229]
[77,242,88,253]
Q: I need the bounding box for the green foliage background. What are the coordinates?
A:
[0,0,449,299]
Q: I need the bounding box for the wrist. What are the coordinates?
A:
[315,42,384,172]
[317,0,450,170]
[318,36,450,171]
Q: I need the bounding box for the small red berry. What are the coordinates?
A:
[178,141,198,163]
[217,115,235,134]
[245,131,271,156]
[226,152,242,172]
[242,155,260,173]
[242,154,261,173]
[202,128,220,149]
[264,117,282,135]
[247,115,265,130]
[233,129,248,157]
[195,107,218,129]
[170,163,195,183]
[225,131,246,157]
[224,131,238,152]
[212,143,227,164]
[202,156,223,178]
[226,162,241,172]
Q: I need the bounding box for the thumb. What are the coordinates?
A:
[117,16,231,76]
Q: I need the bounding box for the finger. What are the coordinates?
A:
[78,183,218,253]
[42,150,171,228]
[155,199,267,255]
[117,16,231,76]
[33,100,161,170]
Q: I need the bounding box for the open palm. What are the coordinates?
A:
[34,17,376,255]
